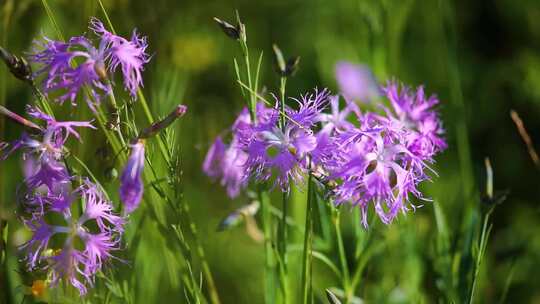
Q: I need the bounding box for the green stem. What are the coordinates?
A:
[96,5,221,302]
[240,41,256,122]
[334,210,351,303]
[107,88,126,147]
[468,209,493,304]
[301,174,314,304]
[41,0,64,41]
[277,76,288,303]
[260,190,277,304]
[181,200,221,304]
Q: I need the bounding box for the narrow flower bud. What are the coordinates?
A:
[0,105,42,131]
[0,46,33,85]
[119,140,145,214]
[138,104,187,139]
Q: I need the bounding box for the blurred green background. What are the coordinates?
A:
[1,0,540,303]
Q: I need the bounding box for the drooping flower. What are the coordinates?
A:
[1,106,94,212]
[119,140,145,214]
[203,136,248,198]
[90,18,150,97]
[20,179,124,295]
[335,61,381,103]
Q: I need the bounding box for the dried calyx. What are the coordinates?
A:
[0,46,33,85]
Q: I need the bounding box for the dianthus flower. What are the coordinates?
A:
[335,61,380,103]
[239,89,330,191]
[30,18,150,109]
[20,179,124,295]
[119,140,145,213]
[382,81,447,159]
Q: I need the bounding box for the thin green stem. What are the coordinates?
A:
[97,6,220,302]
[239,41,256,122]
[276,76,288,303]
[107,88,126,147]
[41,0,64,41]
[301,174,314,304]
[260,190,277,304]
[181,200,221,304]
[334,210,351,303]
[468,209,494,304]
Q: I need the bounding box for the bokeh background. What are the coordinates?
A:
[1,0,540,303]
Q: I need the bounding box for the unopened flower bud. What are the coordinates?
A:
[0,105,42,131]
[0,46,33,85]
[138,104,188,139]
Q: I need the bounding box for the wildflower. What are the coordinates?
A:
[119,140,145,214]
[382,81,447,159]
[30,36,111,109]
[90,18,150,97]
[1,106,94,202]
[30,18,150,108]
[335,61,380,103]
[318,95,358,135]
[203,136,248,198]
[241,89,330,191]
[20,179,124,295]
[330,122,426,227]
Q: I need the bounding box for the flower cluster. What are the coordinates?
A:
[30,18,150,110]
[204,75,446,226]
[1,107,124,295]
[204,90,331,195]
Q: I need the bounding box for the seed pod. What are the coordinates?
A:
[284,56,300,76]
[0,46,33,85]
[272,44,300,77]
[213,17,240,40]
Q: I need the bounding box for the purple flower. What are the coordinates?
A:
[330,123,427,227]
[318,95,358,135]
[1,107,95,212]
[30,18,150,107]
[382,81,447,159]
[30,36,111,109]
[203,106,263,198]
[240,89,330,191]
[90,18,150,97]
[119,140,145,213]
[203,136,226,179]
[20,179,124,295]
[335,61,381,103]
[203,136,248,198]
